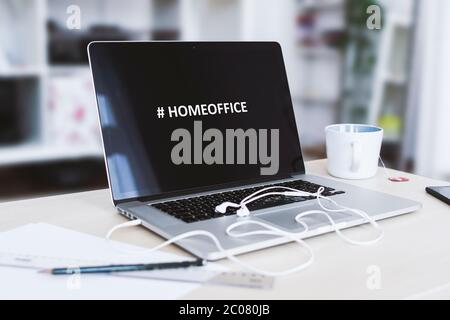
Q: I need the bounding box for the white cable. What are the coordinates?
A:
[106,185,384,277]
[220,186,383,245]
[378,156,390,180]
[106,219,314,277]
[106,219,142,240]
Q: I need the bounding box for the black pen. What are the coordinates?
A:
[40,259,206,275]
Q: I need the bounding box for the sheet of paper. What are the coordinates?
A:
[0,223,225,299]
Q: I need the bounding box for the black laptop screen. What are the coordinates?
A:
[89,42,304,202]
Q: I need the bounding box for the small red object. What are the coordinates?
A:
[389,176,410,182]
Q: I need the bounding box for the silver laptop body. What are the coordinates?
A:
[88,41,421,260]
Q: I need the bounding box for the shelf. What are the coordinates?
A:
[298,46,340,59]
[48,65,91,75]
[297,95,338,105]
[384,73,406,85]
[389,14,413,28]
[299,0,344,11]
[182,0,242,40]
[0,144,103,167]
[0,66,44,78]
[382,136,401,144]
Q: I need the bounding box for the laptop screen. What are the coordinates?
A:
[89,42,304,202]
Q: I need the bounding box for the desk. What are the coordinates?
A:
[1,159,449,299]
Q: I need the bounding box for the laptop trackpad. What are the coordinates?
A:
[256,204,353,231]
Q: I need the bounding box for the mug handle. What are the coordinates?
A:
[351,141,362,172]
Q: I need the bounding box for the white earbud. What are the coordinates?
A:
[236,206,250,217]
[215,201,240,214]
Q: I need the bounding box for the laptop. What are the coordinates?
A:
[88,41,421,260]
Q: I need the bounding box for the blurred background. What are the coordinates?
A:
[0,0,449,202]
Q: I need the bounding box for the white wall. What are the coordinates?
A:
[413,0,450,180]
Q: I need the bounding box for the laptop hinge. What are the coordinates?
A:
[137,174,297,203]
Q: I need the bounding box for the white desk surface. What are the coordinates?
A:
[1,159,449,299]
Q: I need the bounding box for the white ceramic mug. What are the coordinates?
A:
[325,124,383,179]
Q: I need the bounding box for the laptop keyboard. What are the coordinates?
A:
[151,179,345,223]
